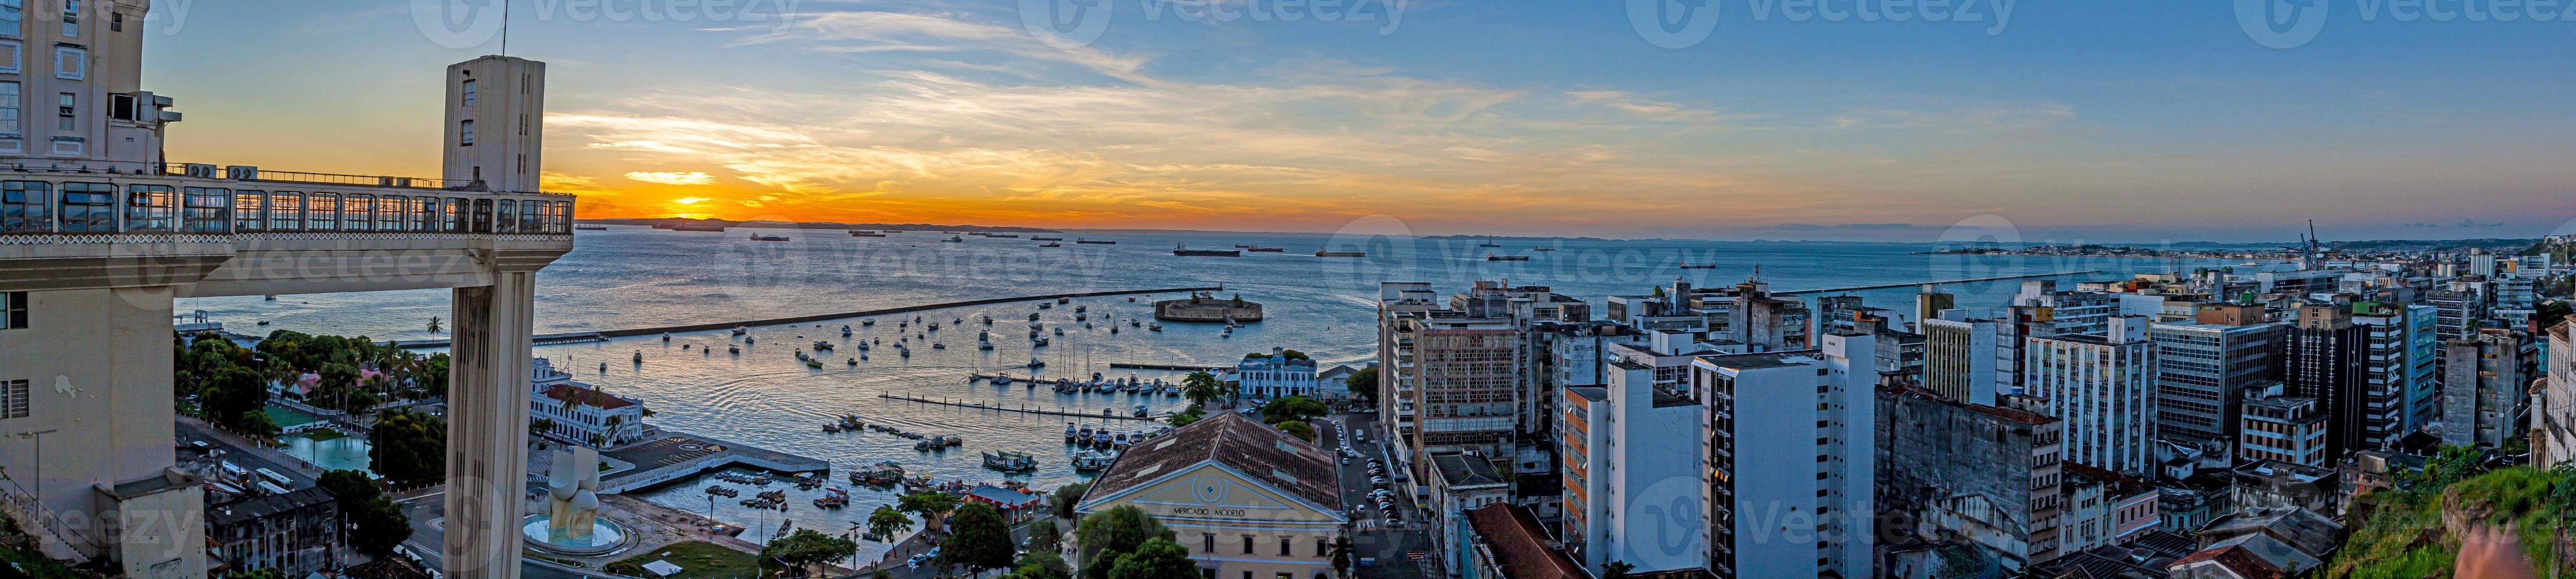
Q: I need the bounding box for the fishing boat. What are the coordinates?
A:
[1173,245,1242,257]
[1071,451,1116,471]
[861,319,876,326]
[1132,405,1150,417]
[1028,358,1046,368]
[942,235,964,243]
[812,340,835,352]
[732,326,749,336]
[1486,253,1531,261]
[841,325,853,336]
[813,487,850,508]
[1478,238,1502,248]
[704,485,739,497]
[982,451,1038,472]
[1148,323,1163,331]
[804,356,824,369]
[728,345,740,354]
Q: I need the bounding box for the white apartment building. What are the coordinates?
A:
[527,359,647,448]
[1921,312,1998,404]
[2535,322,2575,467]
[1235,347,1320,400]
[1560,361,1704,575]
[1690,333,1877,579]
[2022,316,2157,473]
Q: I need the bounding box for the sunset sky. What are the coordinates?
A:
[140,1,2576,242]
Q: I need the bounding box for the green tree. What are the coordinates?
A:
[1328,536,1354,578]
[1028,519,1061,553]
[761,528,858,577]
[1075,506,1169,579]
[1260,396,1328,425]
[1275,420,1315,443]
[1165,409,1203,428]
[368,408,448,484]
[2537,299,2570,330]
[941,503,1016,575]
[234,409,281,440]
[1106,538,1196,579]
[1052,483,1089,521]
[899,490,958,533]
[1605,561,1635,579]
[1007,551,1072,579]
[867,504,913,542]
[1181,371,1223,408]
[320,469,412,559]
[1344,367,1379,405]
[223,569,285,579]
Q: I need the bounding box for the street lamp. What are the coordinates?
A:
[15,430,57,499]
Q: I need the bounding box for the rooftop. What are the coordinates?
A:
[208,487,336,528]
[1464,504,1587,579]
[1692,350,1821,370]
[1081,412,1342,513]
[1430,451,1508,489]
[540,382,640,410]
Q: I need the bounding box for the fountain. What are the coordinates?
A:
[521,447,632,555]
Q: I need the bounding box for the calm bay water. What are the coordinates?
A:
[177,227,2238,548]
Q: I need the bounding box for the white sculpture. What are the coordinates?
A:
[547,447,602,540]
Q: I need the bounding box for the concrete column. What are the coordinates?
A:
[446,271,535,578]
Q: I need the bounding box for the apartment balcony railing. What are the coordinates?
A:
[1,162,575,239]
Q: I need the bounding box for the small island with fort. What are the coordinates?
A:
[1153,291,1265,323]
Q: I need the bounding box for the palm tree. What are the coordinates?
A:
[426,316,442,334]
[529,418,557,448]
[1182,371,1222,408]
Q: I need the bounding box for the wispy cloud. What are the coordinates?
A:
[625,171,720,186]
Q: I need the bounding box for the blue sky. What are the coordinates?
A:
[136,1,2576,242]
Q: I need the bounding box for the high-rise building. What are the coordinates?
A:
[2021,316,2157,472]
[2282,303,2368,461]
[1875,385,2066,568]
[1560,361,1706,574]
[2441,329,2536,449]
[1723,275,1807,352]
[2353,302,2441,449]
[2014,281,2121,336]
[1915,287,1956,334]
[1921,311,2000,404]
[2428,284,2487,340]
[1692,333,1878,579]
[2150,304,2285,458]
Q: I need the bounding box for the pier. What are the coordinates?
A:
[380,287,1220,349]
[1108,362,1227,372]
[878,393,1169,421]
[1775,270,2104,295]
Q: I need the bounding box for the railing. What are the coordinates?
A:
[0,476,90,560]
[162,162,464,191]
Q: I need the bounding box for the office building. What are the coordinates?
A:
[0,5,575,573]
[2014,281,2120,336]
[1920,312,1999,404]
[2022,317,2157,472]
[1236,347,1321,400]
[2282,304,2368,461]
[2237,382,2329,467]
[2354,302,2441,449]
[1431,450,1513,577]
[2150,305,2285,458]
[2441,329,2536,449]
[1560,362,1704,574]
[206,488,344,578]
[1692,333,1877,579]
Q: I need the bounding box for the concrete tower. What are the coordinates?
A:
[444,57,546,192]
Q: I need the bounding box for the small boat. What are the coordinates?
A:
[1148,323,1162,331]
[942,235,964,243]
[847,358,858,366]
[1478,238,1502,248]
[931,343,947,350]
[812,340,835,352]
[1315,249,1366,257]
[861,319,876,326]
[733,327,749,336]
[704,485,739,497]
[1486,253,1530,261]
[983,451,1038,472]
[728,346,741,354]
[1132,405,1149,418]
[978,343,994,350]
[1058,297,1071,304]
[264,295,277,301]
[256,320,271,326]
[841,325,853,336]
[744,336,756,344]
[1071,451,1117,471]
[633,350,644,363]
[1677,262,1719,269]
[1038,243,1062,248]
[1028,358,1046,368]
[662,333,672,342]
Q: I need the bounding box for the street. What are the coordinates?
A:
[1324,412,1441,579]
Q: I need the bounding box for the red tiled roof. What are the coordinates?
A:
[1466,503,1586,579]
[542,383,637,409]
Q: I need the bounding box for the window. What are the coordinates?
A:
[108,11,119,32]
[123,184,172,232]
[495,199,516,233]
[0,180,45,232]
[0,40,19,74]
[266,191,303,231]
[46,138,75,155]
[1278,536,1291,556]
[0,379,24,419]
[1242,535,1253,555]
[305,192,338,230]
[461,79,477,107]
[109,93,133,121]
[414,197,439,231]
[0,0,18,36]
[520,200,542,232]
[1202,534,1214,552]
[179,187,227,233]
[2,291,21,330]
[344,194,372,231]
[51,47,79,80]
[459,119,475,146]
[55,92,73,131]
[519,113,529,136]
[472,198,491,233]
[56,182,112,232]
[375,195,405,232]
[444,198,466,232]
[231,190,264,232]
[59,1,76,37]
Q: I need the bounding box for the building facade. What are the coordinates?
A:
[1074,414,1346,579]
[2237,382,2329,467]
[206,488,342,578]
[2022,317,2157,472]
[2282,304,2368,460]
[1559,361,1704,574]
[1921,314,1999,404]
[1875,385,2065,568]
[1237,347,1321,400]
[528,358,649,448]
[2441,329,2536,449]
[2150,306,2284,458]
[1692,333,1877,579]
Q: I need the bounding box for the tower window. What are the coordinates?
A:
[2,292,24,330]
[59,0,76,37]
[0,379,25,418]
[459,119,476,146]
[461,79,478,107]
[0,1,20,37]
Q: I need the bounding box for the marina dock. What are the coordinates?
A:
[1775,270,2104,295]
[878,393,1169,421]
[383,331,608,349]
[1108,362,1227,372]
[378,287,1220,349]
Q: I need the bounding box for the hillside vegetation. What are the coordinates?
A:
[2332,460,2576,578]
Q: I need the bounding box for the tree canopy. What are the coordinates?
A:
[941,503,1017,574]
[1076,506,1170,579]
[1261,396,1328,425]
[1052,483,1089,521]
[1106,539,1197,579]
[760,528,857,577]
[368,408,447,484]
[1344,367,1379,405]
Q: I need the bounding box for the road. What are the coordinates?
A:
[177,418,328,491]
[1326,413,1440,579]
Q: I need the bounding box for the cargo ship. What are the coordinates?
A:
[1173,245,1242,257]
